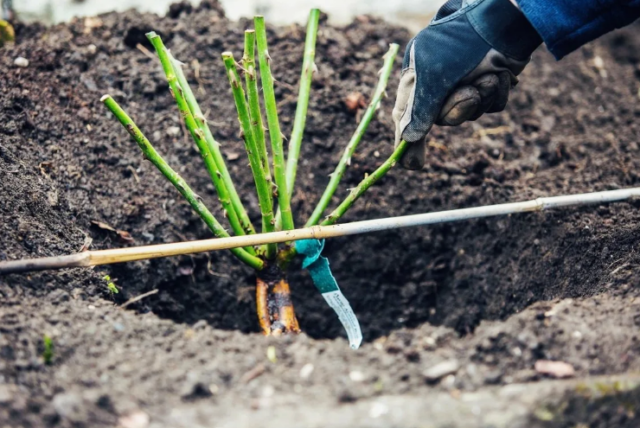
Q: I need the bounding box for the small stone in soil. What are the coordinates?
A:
[349,370,365,382]
[166,126,181,137]
[14,57,29,67]
[534,360,576,378]
[369,401,389,418]
[299,363,314,379]
[225,151,240,161]
[423,360,459,382]
[118,410,149,428]
[345,92,366,113]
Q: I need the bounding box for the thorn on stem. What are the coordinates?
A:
[125,124,136,137]
[236,62,250,75]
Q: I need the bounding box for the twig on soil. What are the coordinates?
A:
[120,289,159,309]
[306,43,400,226]
[285,8,320,196]
[255,16,295,232]
[100,95,263,270]
[135,43,156,60]
[241,363,265,383]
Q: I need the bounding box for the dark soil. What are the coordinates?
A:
[1,2,640,426]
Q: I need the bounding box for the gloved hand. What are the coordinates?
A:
[392,0,542,170]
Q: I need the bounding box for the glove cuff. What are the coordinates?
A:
[466,0,542,60]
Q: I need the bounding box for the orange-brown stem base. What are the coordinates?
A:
[256,264,300,335]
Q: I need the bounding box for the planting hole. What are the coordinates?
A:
[109,203,640,341]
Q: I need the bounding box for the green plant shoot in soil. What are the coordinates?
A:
[42,334,53,365]
[101,9,406,335]
[103,275,118,295]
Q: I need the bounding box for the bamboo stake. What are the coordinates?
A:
[222,52,277,257]
[146,32,252,248]
[170,53,256,236]
[255,16,295,231]
[306,43,399,227]
[320,140,409,226]
[285,8,320,196]
[3,187,640,274]
[100,95,264,270]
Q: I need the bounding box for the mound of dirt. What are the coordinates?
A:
[1,1,640,426]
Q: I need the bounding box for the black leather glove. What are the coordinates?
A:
[392,0,542,169]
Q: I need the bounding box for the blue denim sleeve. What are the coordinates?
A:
[515,0,640,59]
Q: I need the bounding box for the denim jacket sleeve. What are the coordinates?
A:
[515,0,640,59]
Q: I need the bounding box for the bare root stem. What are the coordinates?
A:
[256,264,300,335]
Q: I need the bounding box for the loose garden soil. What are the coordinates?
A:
[1,2,640,426]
